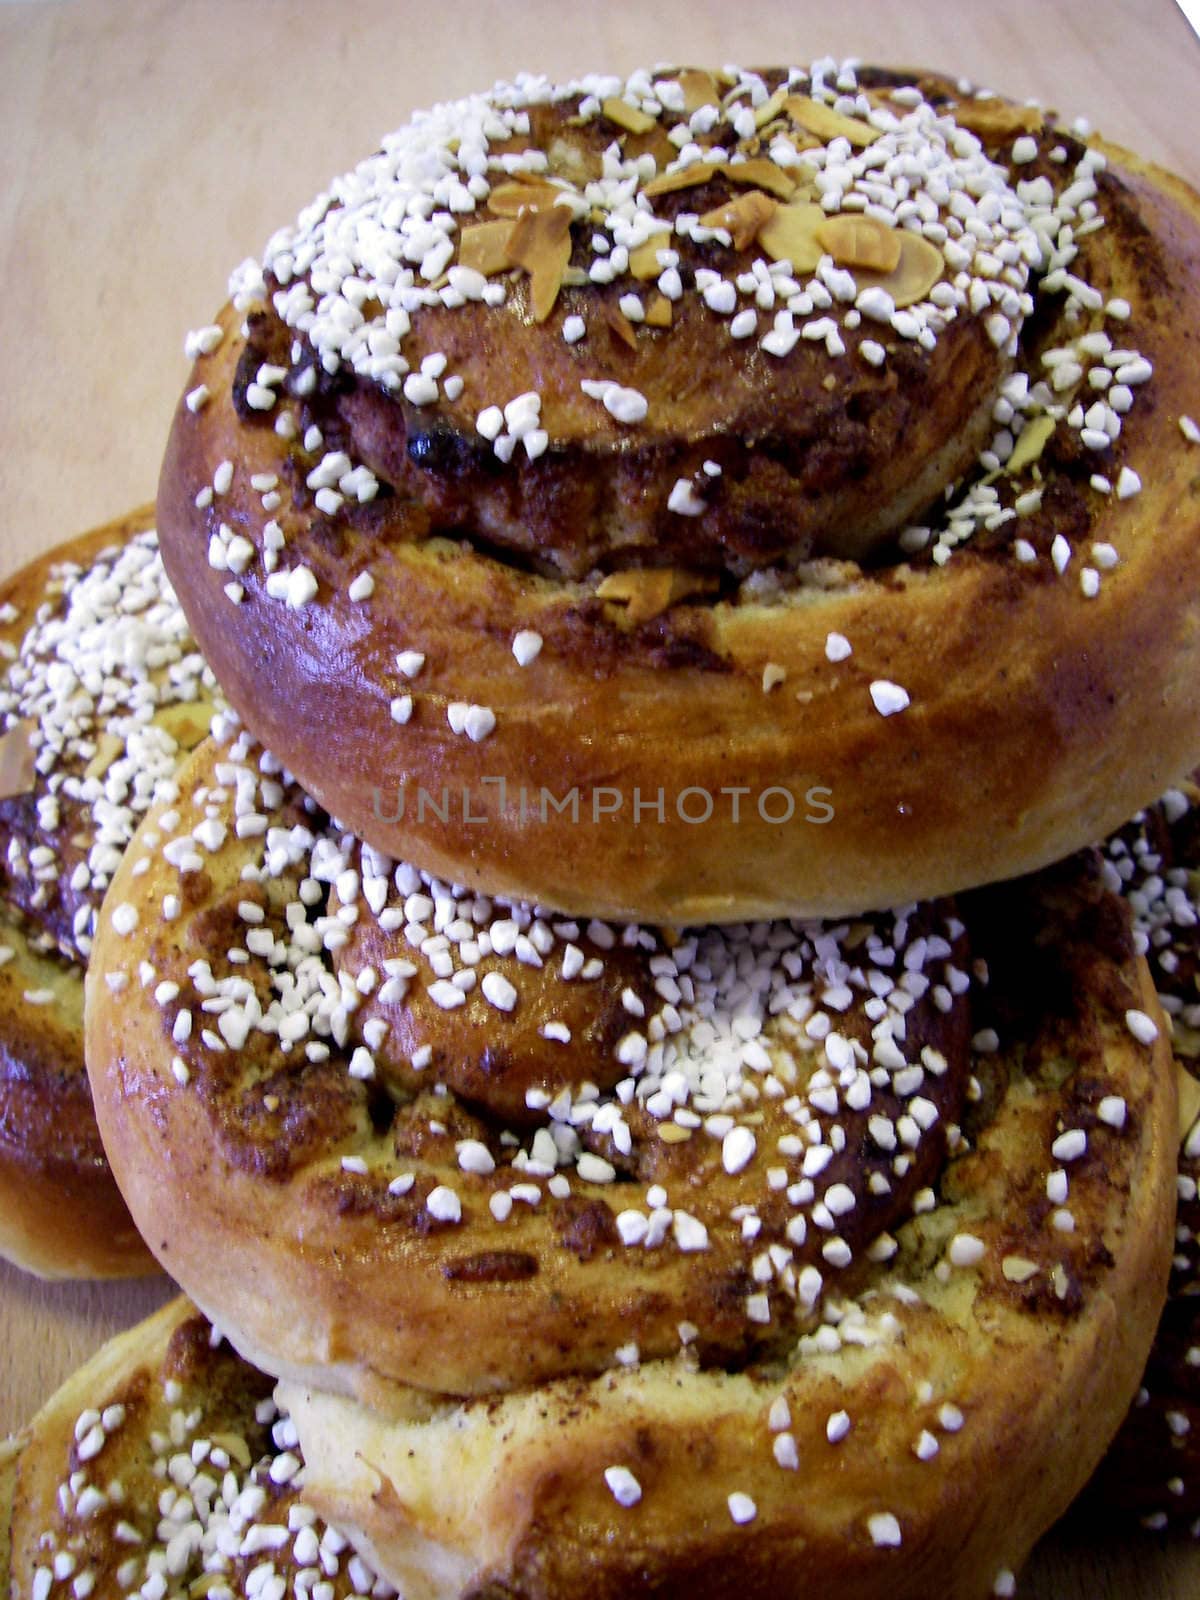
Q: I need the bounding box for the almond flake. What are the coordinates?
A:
[752,87,789,130]
[678,69,720,113]
[624,126,678,170]
[952,100,1044,140]
[644,294,673,329]
[458,220,515,276]
[209,1432,253,1469]
[606,305,640,351]
[815,214,902,274]
[152,699,213,752]
[1002,1256,1040,1284]
[1005,415,1057,476]
[596,567,720,625]
[854,233,945,309]
[508,205,573,323]
[642,165,714,199]
[727,158,796,201]
[488,181,566,218]
[601,97,656,135]
[84,731,126,782]
[700,190,778,250]
[784,95,880,148]
[0,718,37,800]
[757,201,826,273]
[628,237,672,279]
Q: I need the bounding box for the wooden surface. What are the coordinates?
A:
[1,1,1199,1593]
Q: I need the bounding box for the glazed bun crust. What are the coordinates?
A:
[0,512,162,1279]
[157,104,1200,924]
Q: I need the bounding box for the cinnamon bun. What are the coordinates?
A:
[84,724,1175,1596]
[157,62,1200,923]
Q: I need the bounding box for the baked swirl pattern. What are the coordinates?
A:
[84,723,1176,1596]
[0,511,214,1278]
[157,61,1200,922]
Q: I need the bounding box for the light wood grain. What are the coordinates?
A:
[1,1,1199,1593]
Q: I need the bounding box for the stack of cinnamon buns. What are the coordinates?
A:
[5,57,1200,1600]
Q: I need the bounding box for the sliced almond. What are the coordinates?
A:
[1002,1255,1040,1284]
[1179,1063,1200,1149]
[507,205,573,323]
[546,135,603,186]
[642,164,714,199]
[510,167,557,188]
[784,95,880,148]
[699,189,777,251]
[678,69,720,114]
[153,699,213,752]
[628,236,674,280]
[727,158,796,202]
[644,294,673,328]
[815,214,902,274]
[209,1431,252,1469]
[0,718,37,801]
[1005,415,1057,476]
[458,219,515,276]
[487,181,565,219]
[601,97,657,135]
[487,134,537,159]
[952,99,1044,140]
[84,731,125,782]
[624,126,678,170]
[606,305,639,351]
[853,232,946,309]
[597,568,720,625]
[757,201,826,274]
[753,86,789,131]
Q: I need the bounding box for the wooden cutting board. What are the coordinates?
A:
[2,2,1199,1593]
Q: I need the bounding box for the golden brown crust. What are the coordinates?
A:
[278,865,1177,1600]
[0,511,163,1279]
[157,72,1200,924]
